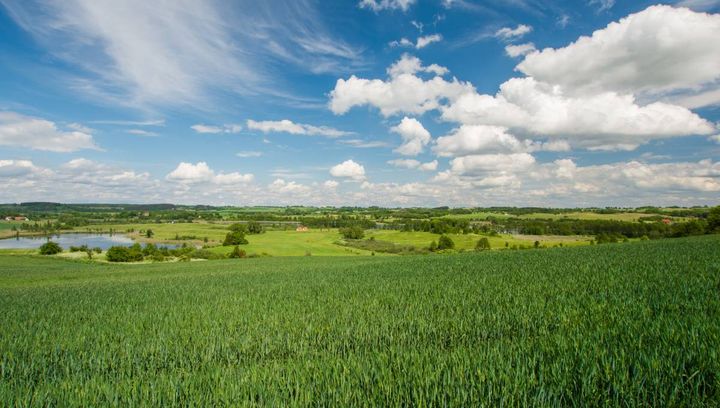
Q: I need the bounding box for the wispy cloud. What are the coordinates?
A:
[247,119,352,138]
[0,0,362,109]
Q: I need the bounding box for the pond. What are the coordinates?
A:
[0,233,138,250]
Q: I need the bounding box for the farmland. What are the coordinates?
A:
[1,235,718,405]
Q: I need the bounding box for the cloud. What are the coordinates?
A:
[324,180,339,189]
[441,77,714,150]
[709,134,720,144]
[236,151,263,158]
[676,0,720,11]
[505,43,536,57]
[494,24,532,41]
[329,54,471,116]
[434,125,525,157]
[388,159,438,171]
[390,34,443,49]
[517,5,720,96]
[247,119,351,138]
[2,0,361,108]
[0,111,100,152]
[449,153,536,176]
[126,129,158,137]
[191,124,243,134]
[268,178,310,194]
[589,0,615,12]
[389,38,414,48]
[416,34,443,49]
[338,139,390,148]
[359,0,415,12]
[330,159,366,180]
[166,161,253,184]
[0,159,41,177]
[391,117,432,156]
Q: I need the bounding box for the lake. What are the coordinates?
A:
[0,233,137,250]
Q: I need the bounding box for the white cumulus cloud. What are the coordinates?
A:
[330,159,366,180]
[0,111,100,152]
[391,117,432,156]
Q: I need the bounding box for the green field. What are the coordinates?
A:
[1,236,718,405]
[68,223,590,257]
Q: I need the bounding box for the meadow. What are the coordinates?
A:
[1,235,718,405]
[66,222,591,257]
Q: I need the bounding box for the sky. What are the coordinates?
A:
[0,0,719,207]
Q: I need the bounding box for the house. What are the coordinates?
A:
[661,218,672,225]
[5,216,28,221]
[296,225,308,232]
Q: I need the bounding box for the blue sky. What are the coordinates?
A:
[0,0,718,207]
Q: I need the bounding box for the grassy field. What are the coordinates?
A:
[68,222,591,256]
[1,235,718,405]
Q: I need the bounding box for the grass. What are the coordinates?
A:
[1,235,718,405]
[69,223,590,256]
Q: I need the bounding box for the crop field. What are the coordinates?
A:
[366,230,590,250]
[1,235,718,405]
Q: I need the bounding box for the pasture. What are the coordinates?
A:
[1,235,718,405]
[68,222,591,257]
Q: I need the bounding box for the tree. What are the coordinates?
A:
[437,235,455,250]
[39,241,62,255]
[340,226,365,240]
[247,221,264,234]
[476,237,491,251]
[228,223,248,233]
[534,240,540,249]
[708,206,720,232]
[146,229,154,238]
[223,231,248,246]
[228,246,246,258]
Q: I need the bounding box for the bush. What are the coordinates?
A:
[476,237,491,251]
[190,249,225,260]
[92,247,102,254]
[228,246,246,258]
[228,223,248,233]
[340,226,365,240]
[429,241,438,252]
[437,235,455,250]
[106,245,144,262]
[247,221,264,234]
[39,241,62,255]
[69,245,89,253]
[223,231,248,246]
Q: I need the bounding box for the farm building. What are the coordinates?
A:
[4,216,28,221]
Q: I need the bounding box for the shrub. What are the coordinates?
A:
[476,237,491,251]
[69,245,89,253]
[92,247,102,254]
[223,231,248,246]
[429,241,438,252]
[190,249,225,260]
[39,241,62,255]
[437,235,455,250]
[106,245,144,262]
[228,246,246,258]
[340,226,365,240]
